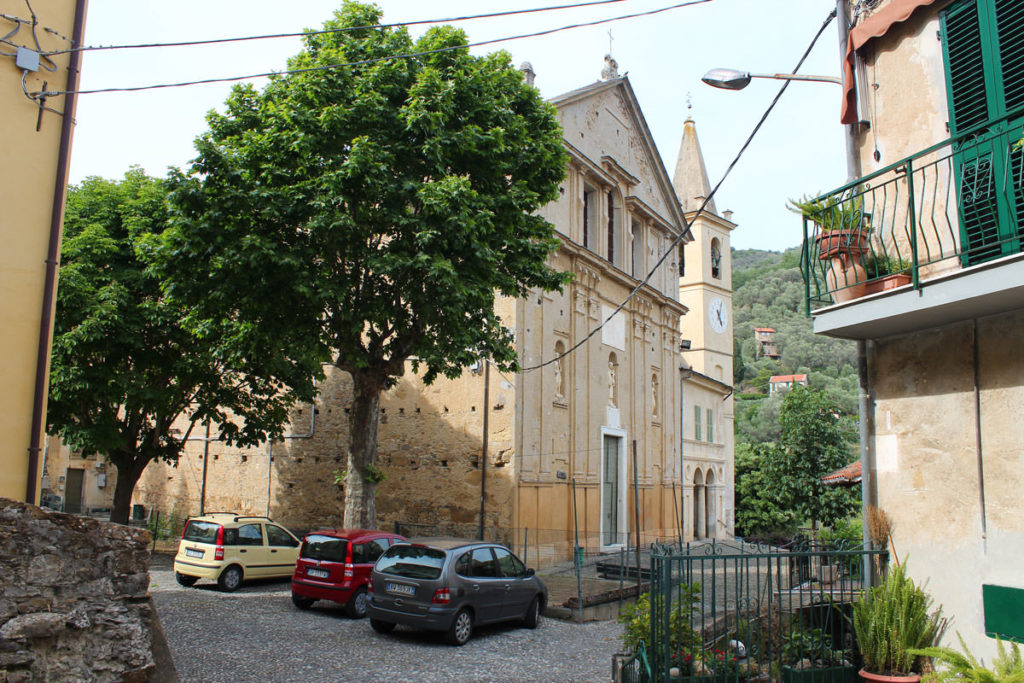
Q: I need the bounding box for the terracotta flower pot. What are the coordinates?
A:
[863,273,912,295]
[816,230,870,302]
[858,669,921,683]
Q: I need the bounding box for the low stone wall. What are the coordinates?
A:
[0,497,167,682]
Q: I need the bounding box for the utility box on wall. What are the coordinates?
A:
[983,584,1024,643]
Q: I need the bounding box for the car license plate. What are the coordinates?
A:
[307,567,329,579]
[185,548,203,559]
[386,582,415,596]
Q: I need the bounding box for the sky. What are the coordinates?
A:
[66,0,849,252]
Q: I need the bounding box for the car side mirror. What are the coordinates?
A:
[526,568,535,577]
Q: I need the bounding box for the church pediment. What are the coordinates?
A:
[549,78,687,238]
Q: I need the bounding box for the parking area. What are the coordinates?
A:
[149,553,623,682]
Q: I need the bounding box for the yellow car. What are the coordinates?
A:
[173,513,301,592]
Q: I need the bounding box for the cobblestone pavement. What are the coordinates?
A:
[149,554,624,683]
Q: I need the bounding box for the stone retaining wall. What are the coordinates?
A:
[0,497,165,682]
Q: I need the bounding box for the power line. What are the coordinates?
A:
[44,0,634,56]
[30,0,711,98]
[517,6,839,373]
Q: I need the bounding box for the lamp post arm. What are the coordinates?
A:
[748,72,842,85]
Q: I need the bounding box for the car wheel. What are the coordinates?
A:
[217,565,243,592]
[345,587,368,619]
[445,608,473,646]
[291,593,315,610]
[370,618,395,634]
[175,572,198,587]
[522,596,542,629]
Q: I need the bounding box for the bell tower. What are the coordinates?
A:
[674,117,735,383]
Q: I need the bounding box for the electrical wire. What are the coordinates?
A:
[31,0,711,97]
[517,6,839,373]
[45,0,636,56]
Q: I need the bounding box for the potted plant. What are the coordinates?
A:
[863,253,912,294]
[790,193,870,302]
[910,632,1024,683]
[852,564,946,683]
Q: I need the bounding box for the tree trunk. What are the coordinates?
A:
[108,450,149,525]
[344,370,384,529]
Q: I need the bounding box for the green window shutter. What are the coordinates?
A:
[995,1,1024,114]
[694,405,701,441]
[941,0,1024,265]
[706,408,714,443]
[995,1,1024,232]
[943,0,991,134]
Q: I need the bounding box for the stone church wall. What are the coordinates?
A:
[0,498,162,682]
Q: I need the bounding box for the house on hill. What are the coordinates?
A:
[119,59,740,559]
[801,0,1024,657]
[768,374,808,396]
[754,327,780,359]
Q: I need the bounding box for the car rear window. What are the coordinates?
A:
[301,535,348,563]
[375,545,446,580]
[183,521,221,544]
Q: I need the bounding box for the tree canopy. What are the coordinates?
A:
[158,2,571,527]
[49,170,307,523]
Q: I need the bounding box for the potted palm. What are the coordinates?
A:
[852,564,946,683]
[790,193,870,302]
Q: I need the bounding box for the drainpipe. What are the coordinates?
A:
[26,0,88,505]
[857,340,876,582]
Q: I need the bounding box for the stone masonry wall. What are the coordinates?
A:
[0,498,159,682]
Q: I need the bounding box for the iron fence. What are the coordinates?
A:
[646,540,887,683]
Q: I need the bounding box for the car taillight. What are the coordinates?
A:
[181,522,188,540]
[214,526,224,560]
[344,563,354,579]
[432,588,451,604]
[367,581,374,593]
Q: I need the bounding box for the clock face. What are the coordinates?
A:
[708,297,728,334]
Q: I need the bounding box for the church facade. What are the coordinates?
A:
[49,64,737,559]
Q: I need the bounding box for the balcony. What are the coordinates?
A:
[799,110,1024,340]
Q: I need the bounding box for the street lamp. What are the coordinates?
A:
[701,67,841,90]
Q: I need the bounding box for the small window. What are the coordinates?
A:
[706,408,714,443]
[300,535,348,563]
[265,524,297,547]
[679,243,685,277]
[494,548,526,578]
[711,238,722,279]
[470,548,498,578]
[237,523,263,546]
[376,545,446,580]
[694,405,702,441]
[365,539,388,563]
[182,521,220,544]
[455,552,472,577]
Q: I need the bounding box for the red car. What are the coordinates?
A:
[290,529,406,618]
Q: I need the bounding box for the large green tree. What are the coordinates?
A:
[49,170,311,523]
[160,2,570,527]
[770,385,858,530]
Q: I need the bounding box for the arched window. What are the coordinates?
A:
[711,238,722,279]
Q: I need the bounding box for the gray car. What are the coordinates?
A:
[366,538,546,646]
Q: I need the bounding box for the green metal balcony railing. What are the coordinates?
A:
[799,108,1024,313]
